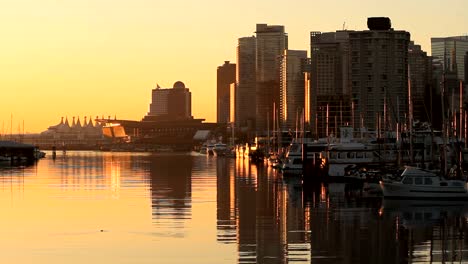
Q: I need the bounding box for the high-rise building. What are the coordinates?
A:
[229,83,236,124]
[349,17,410,131]
[309,31,352,137]
[255,24,288,133]
[236,36,257,129]
[144,81,192,121]
[408,41,433,124]
[465,51,468,84]
[217,61,236,124]
[431,36,468,82]
[431,37,468,131]
[279,49,307,130]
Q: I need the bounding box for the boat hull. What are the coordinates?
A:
[380,181,468,200]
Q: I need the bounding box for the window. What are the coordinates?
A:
[403,177,413,184]
[415,178,423,185]
[424,178,433,185]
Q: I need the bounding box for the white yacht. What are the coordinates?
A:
[380,167,468,200]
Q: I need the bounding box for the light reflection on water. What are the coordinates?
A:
[0,151,468,263]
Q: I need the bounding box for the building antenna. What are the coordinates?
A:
[343,21,346,30]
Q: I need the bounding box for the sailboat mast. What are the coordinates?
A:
[460,80,463,142]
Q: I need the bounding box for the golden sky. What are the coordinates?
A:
[1,0,467,133]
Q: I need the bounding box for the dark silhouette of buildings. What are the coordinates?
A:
[308,31,352,137]
[349,18,410,131]
[143,81,192,122]
[217,61,236,124]
[98,81,217,150]
[235,36,257,131]
[255,24,288,134]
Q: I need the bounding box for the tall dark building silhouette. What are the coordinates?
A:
[309,31,352,137]
[431,36,468,82]
[349,18,410,130]
[255,24,288,133]
[408,41,433,124]
[217,61,236,124]
[465,51,468,85]
[236,36,257,130]
[279,49,307,130]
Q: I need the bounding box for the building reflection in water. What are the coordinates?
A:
[215,157,468,264]
[147,154,193,237]
[4,152,468,263]
[216,157,237,243]
[380,200,468,263]
[216,157,311,263]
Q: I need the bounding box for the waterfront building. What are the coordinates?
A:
[431,37,468,132]
[22,116,106,149]
[230,83,236,124]
[144,81,192,122]
[431,36,468,82]
[465,51,468,84]
[235,36,256,130]
[255,24,288,133]
[217,61,236,124]
[349,17,410,131]
[408,41,433,124]
[279,49,307,130]
[309,30,352,137]
[99,81,218,150]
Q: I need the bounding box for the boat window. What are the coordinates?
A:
[440,182,448,186]
[330,153,336,159]
[451,182,463,187]
[414,177,423,185]
[339,153,347,159]
[424,178,433,185]
[356,152,363,158]
[403,177,413,184]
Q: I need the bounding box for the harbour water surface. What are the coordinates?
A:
[1,151,468,263]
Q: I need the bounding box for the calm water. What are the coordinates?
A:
[1,151,468,263]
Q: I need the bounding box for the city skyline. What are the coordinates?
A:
[1,0,467,133]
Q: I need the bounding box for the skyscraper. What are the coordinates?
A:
[431,37,468,131]
[309,31,352,137]
[236,36,256,129]
[349,17,410,131]
[217,61,236,124]
[408,41,432,124]
[431,36,468,82]
[279,49,307,130]
[255,24,288,133]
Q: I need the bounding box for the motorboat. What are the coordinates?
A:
[380,166,468,200]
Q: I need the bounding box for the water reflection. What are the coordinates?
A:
[2,152,468,263]
[381,200,468,263]
[147,154,193,236]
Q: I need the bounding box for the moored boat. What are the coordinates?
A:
[380,166,468,200]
